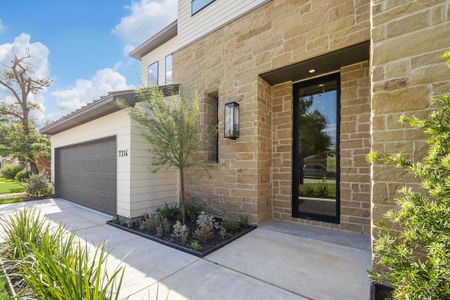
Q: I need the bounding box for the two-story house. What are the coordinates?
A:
[41,0,450,270]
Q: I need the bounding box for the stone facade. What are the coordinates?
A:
[370,0,450,265]
[174,0,371,231]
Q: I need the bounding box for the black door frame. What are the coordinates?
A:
[292,72,341,224]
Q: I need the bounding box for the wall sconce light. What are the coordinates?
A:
[224,101,239,139]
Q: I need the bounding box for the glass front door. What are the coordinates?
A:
[292,73,340,223]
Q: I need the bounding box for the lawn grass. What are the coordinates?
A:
[0,197,26,205]
[0,178,26,195]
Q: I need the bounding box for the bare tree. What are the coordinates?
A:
[0,51,52,173]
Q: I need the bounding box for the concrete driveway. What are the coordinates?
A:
[0,199,371,300]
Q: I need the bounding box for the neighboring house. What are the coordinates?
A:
[0,156,15,169]
[41,0,450,266]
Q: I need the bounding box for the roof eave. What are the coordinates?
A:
[129,20,178,60]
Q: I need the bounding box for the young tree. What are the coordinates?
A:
[0,52,51,173]
[368,52,450,299]
[119,87,208,223]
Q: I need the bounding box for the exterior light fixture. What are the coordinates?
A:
[308,69,316,74]
[224,101,239,139]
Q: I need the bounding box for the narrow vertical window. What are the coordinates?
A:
[165,54,173,85]
[148,61,159,86]
[206,92,219,162]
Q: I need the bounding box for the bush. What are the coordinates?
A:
[0,164,24,180]
[173,221,189,245]
[222,218,240,233]
[157,202,180,220]
[183,202,200,221]
[156,217,171,237]
[27,172,52,198]
[0,209,124,299]
[195,211,216,243]
[368,53,450,299]
[14,169,31,182]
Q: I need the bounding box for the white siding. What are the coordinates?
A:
[177,0,269,49]
[130,122,179,218]
[50,110,132,217]
[141,36,178,86]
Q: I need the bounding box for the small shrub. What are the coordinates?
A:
[222,218,240,233]
[111,215,120,224]
[196,211,217,229]
[156,217,171,237]
[219,227,227,240]
[195,224,214,243]
[1,164,24,180]
[173,221,189,245]
[26,172,52,198]
[184,202,200,221]
[191,240,202,252]
[15,169,31,182]
[157,202,179,220]
[239,215,249,228]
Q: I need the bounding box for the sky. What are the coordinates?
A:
[0,0,177,123]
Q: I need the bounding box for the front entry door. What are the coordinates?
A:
[292,73,340,223]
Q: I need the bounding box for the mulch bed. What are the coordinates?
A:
[106,219,256,257]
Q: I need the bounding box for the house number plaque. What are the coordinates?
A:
[118,150,128,157]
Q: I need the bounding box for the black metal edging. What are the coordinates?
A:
[106,221,256,258]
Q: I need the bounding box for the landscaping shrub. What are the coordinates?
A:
[368,52,450,299]
[239,215,250,229]
[183,202,200,221]
[0,209,124,299]
[157,203,180,220]
[0,164,24,180]
[195,212,217,243]
[26,172,52,198]
[191,240,201,252]
[14,169,31,182]
[222,218,240,233]
[173,221,189,245]
[156,217,171,237]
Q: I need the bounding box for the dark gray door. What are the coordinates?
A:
[55,136,117,215]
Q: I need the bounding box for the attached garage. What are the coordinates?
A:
[55,137,117,215]
[41,87,179,218]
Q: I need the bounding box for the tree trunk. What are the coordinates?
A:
[180,166,186,224]
[29,160,39,174]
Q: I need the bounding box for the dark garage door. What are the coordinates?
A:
[55,136,117,215]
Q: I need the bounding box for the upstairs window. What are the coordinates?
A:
[148,61,159,86]
[165,54,173,85]
[191,0,215,15]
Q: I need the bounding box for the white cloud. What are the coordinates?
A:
[0,19,4,34]
[0,33,50,123]
[52,68,133,115]
[113,0,177,47]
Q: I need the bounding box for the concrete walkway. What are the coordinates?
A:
[0,199,371,300]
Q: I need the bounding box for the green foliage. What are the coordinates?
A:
[299,182,336,198]
[118,87,211,223]
[0,209,124,299]
[183,202,201,221]
[368,53,450,299]
[0,164,24,179]
[14,169,31,182]
[239,215,250,229]
[156,217,171,237]
[190,240,202,252]
[157,202,180,220]
[222,218,240,233]
[173,221,189,245]
[26,172,52,198]
[219,227,227,240]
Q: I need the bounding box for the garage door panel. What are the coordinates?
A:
[55,137,117,215]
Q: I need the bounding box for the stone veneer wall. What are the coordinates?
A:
[173,0,370,225]
[271,62,371,234]
[370,0,450,266]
